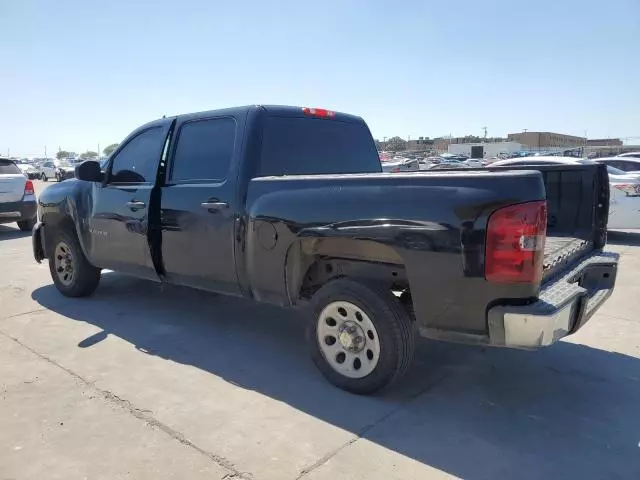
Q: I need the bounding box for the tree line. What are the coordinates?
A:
[55,143,119,160]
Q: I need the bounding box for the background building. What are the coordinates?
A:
[587,138,623,146]
[507,131,585,149]
[448,141,522,158]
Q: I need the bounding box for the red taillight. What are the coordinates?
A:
[24,180,35,196]
[485,201,547,284]
[391,167,400,172]
[302,107,335,118]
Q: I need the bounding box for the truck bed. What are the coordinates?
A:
[486,163,609,281]
[543,235,591,279]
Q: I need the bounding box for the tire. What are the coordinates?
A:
[42,173,48,182]
[308,279,415,394]
[48,229,101,297]
[17,218,36,231]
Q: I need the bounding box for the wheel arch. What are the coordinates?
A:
[284,237,408,305]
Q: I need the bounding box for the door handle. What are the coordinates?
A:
[126,200,146,211]
[201,201,229,211]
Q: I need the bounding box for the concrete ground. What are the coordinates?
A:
[1,179,639,479]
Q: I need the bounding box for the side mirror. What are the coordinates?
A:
[75,160,104,182]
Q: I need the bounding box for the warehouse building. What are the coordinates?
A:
[507,132,585,149]
[448,141,522,158]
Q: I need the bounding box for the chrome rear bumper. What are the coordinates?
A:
[488,251,619,349]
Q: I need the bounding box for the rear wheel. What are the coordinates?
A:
[17,218,36,231]
[41,173,48,182]
[48,229,101,297]
[308,279,415,394]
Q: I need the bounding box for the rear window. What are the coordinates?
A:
[258,117,381,176]
[0,160,21,174]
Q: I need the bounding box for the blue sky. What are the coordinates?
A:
[2,0,639,157]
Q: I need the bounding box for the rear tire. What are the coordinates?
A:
[42,173,48,182]
[17,218,36,231]
[308,279,415,394]
[48,229,101,297]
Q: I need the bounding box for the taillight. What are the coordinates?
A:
[302,107,335,118]
[391,167,400,173]
[485,201,547,283]
[24,180,35,196]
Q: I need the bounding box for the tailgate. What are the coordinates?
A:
[0,174,26,203]
[489,163,609,279]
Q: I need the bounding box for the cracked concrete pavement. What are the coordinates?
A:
[1,181,640,479]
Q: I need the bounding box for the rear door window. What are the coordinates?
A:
[170,117,236,182]
[0,160,21,174]
[110,127,166,183]
[259,117,381,176]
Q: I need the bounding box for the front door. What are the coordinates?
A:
[86,120,172,280]
[160,114,241,294]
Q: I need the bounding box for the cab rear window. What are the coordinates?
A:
[258,117,381,176]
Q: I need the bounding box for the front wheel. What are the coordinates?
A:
[41,173,48,182]
[48,229,101,297]
[308,279,415,394]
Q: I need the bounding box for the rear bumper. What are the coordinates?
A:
[487,251,619,349]
[0,200,37,224]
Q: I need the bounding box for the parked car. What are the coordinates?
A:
[595,156,640,176]
[39,159,75,182]
[0,158,37,231]
[615,152,640,159]
[55,161,76,182]
[32,105,618,394]
[381,157,419,172]
[490,156,640,229]
[39,160,59,181]
[15,160,40,179]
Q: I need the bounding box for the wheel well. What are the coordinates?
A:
[43,215,77,253]
[285,238,409,303]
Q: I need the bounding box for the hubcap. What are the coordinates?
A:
[316,301,381,379]
[54,242,75,286]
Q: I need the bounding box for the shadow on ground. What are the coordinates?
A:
[32,275,640,479]
[0,224,30,241]
[607,230,640,247]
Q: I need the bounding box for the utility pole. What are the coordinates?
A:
[482,126,487,140]
[44,146,47,159]
[97,143,100,157]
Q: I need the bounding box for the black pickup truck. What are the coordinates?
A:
[33,105,618,394]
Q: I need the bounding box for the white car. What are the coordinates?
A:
[40,159,75,182]
[595,156,640,176]
[15,161,40,179]
[381,158,419,173]
[616,152,640,159]
[490,156,640,229]
[39,160,59,181]
[0,158,37,231]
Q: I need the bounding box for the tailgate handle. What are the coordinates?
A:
[201,201,229,211]
[126,200,146,211]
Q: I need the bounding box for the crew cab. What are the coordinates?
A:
[32,105,618,394]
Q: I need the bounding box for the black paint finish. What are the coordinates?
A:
[35,105,607,339]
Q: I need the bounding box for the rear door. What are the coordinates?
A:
[87,119,172,279]
[160,113,243,294]
[0,160,26,203]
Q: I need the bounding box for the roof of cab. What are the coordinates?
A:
[170,105,364,124]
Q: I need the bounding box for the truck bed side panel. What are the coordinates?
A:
[244,170,546,334]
